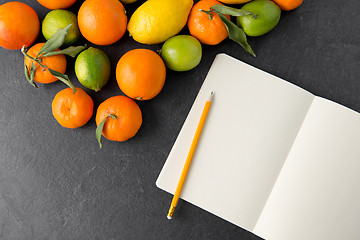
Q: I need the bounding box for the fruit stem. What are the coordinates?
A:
[21,47,38,62]
[109,114,117,120]
[21,47,47,69]
[200,9,214,20]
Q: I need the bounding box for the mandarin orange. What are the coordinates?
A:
[0,2,40,50]
[37,0,77,10]
[272,0,303,11]
[96,96,142,142]
[78,0,127,45]
[116,49,166,100]
[52,87,94,129]
[187,0,230,45]
[24,43,67,84]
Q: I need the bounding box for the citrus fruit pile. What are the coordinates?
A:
[0,0,303,148]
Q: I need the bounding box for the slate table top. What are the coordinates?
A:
[1,0,359,239]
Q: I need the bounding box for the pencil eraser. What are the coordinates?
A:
[167,215,172,220]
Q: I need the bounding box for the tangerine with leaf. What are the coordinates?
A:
[189,3,257,56]
[22,25,85,91]
[24,43,67,84]
[187,0,230,45]
[96,96,142,148]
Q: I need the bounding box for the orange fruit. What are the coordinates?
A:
[37,0,77,10]
[78,0,127,45]
[52,87,94,129]
[116,49,166,100]
[187,0,230,45]
[272,0,303,11]
[96,96,142,142]
[24,43,67,84]
[0,2,40,50]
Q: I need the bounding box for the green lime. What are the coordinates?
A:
[42,10,81,47]
[237,0,281,37]
[75,47,111,92]
[161,35,202,72]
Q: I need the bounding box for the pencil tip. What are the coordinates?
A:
[208,91,214,102]
[167,215,172,220]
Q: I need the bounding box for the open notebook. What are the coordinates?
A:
[156,54,360,240]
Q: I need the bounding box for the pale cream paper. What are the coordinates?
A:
[254,97,360,240]
[156,54,314,230]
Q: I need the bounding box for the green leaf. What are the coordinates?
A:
[216,11,256,57]
[37,24,72,57]
[211,4,257,19]
[48,68,76,94]
[96,114,117,148]
[30,62,36,83]
[24,64,37,88]
[24,64,30,80]
[96,118,107,149]
[41,45,87,58]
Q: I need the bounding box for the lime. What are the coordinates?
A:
[75,47,111,92]
[237,0,281,37]
[160,35,202,72]
[42,10,81,47]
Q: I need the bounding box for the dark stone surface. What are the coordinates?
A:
[0,0,359,239]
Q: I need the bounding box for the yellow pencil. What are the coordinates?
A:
[167,91,214,220]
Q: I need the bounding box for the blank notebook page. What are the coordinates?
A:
[254,97,360,240]
[156,54,314,230]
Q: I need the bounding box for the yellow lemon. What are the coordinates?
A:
[127,0,193,44]
[218,0,252,3]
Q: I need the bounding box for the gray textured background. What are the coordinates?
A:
[0,0,359,239]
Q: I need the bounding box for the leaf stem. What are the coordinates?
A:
[211,4,257,19]
[200,9,214,20]
[21,47,47,69]
[21,47,38,62]
[109,114,117,120]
